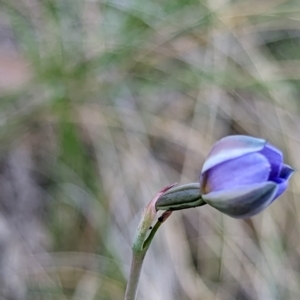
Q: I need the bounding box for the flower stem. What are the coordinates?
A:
[124,185,176,300]
[124,215,171,300]
[124,251,146,300]
[124,182,202,300]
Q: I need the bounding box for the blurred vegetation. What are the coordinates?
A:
[0,0,299,299]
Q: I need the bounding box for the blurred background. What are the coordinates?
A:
[0,0,299,299]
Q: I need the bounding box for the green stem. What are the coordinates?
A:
[125,251,147,300]
[124,211,172,300]
[124,183,201,300]
[124,185,175,300]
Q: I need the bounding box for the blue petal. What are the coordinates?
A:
[201,153,270,193]
[202,182,278,219]
[273,179,288,200]
[272,164,294,200]
[259,144,283,180]
[202,135,266,174]
[279,164,294,180]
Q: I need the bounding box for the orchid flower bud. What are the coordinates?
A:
[200,135,294,218]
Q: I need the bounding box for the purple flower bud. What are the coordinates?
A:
[200,135,294,219]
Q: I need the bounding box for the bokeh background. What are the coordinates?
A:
[0,0,300,299]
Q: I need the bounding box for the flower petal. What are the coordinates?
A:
[272,164,294,200]
[259,143,283,180]
[272,179,288,200]
[279,164,294,180]
[202,182,278,219]
[201,153,270,193]
[202,135,266,174]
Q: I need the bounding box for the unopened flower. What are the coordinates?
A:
[200,135,294,218]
